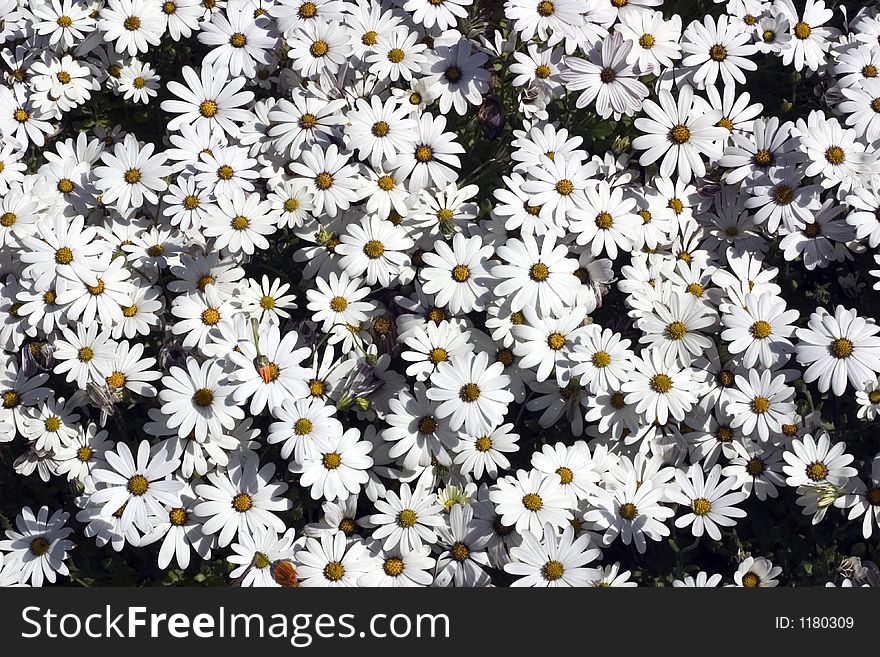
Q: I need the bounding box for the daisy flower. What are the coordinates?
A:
[161,63,255,138]
[392,112,464,193]
[400,321,473,382]
[793,110,869,194]
[346,95,417,168]
[203,189,277,255]
[367,482,445,552]
[53,324,117,389]
[419,233,493,314]
[617,9,682,76]
[632,84,728,182]
[170,284,236,353]
[197,1,277,77]
[512,305,590,385]
[291,427,373,502]
[426,351,514,436]
[489,469,572,539]
[725,369,795,442]
[453,423,520,481]
[0,506,75,587]
[504,522,601,587]
[774,0,837,72]
[94,133,170,213]
[290,143,360,218]
[491,233,580,317]
[305,270,374,347]
[856,379,880,421]
[227,323,312,414]
[238,275,298,326]
[268,396,342,462]
[32,0,97,51]
[721,292,799,368]
[680,13,757,88]
[295,532,371,587]
[359,543,435,587]
[286,19,352,78]
[97,0,165,55]
[795,305,880,396]
[637,294,715,366]
[90,440,183,533]
[0,86,54,149]
[584,472,674,554]
[144,484,213,569]
[228,527,297,587]
[194,453,291,547]
[117,59,160,103]
[561,32,648,119]
[433,503,492,587]
[733,556,782,588]
[668,463,748,541]
[569,180,640,259]
[839,78,880,143]
[158,357,244,443]
[781,433,857,488]
[335,214,414,288]
[366,27,427,82]
[422,42,490,117]
[570,326,635,394]
[621,348,702,425]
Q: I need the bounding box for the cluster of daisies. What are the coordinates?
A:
[2,0,880,589]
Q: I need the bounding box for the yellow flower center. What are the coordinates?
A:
[230,32,247,47]
[619,502,638,520]
[310,40,328,57]
[547,332,566,350]
[830,338,853,359]
[388,48,405,63]
[649,373,673,393]
[750,396,770,414]
[192,388,214,407]
[536,0,554,16]
[397,509,418,528]
[825,146,845,165]
[232,493,253,512]
[522,493,543,511]
[124,168,141,184]
[665,321,687,340]
[555,179,574,196]
[595,211,613,229]
[794,21,811,39]
[415,145,433,162]
[363,239,385,259]
[201,308,221,325]
[106,371,126,388]
[322,452,342,469]
[123,15,141,30]
[742,572,761,587]
[806,462,828,482]
[418,416,437,434]
[475,436,492,452]
[691,497,711,515]
[669,125,690,144]
[639,33,655,48]
[451,264,470,282]
[77,347,94,362]
[459,382,481,402]
[451,542,470,561]
[542,560,564,581]
[529,262,550,281]
[750,320,772,339]
[709,44,727,61]
[127,474,149,496]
